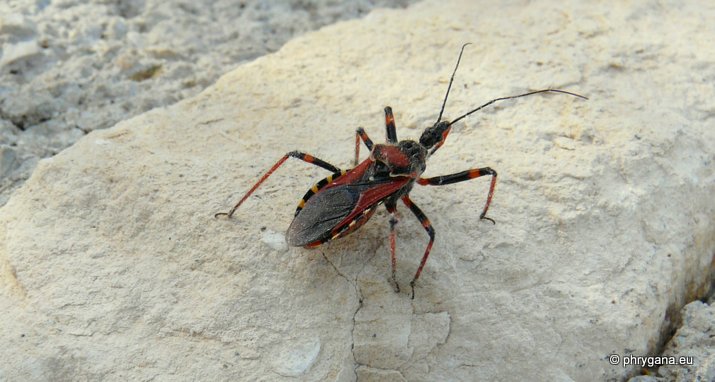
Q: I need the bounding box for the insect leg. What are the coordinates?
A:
[215,151,341,219]
[417,167,497,223]
[401,195,435,299]
[353,105,397,165]
[384,106,398,143]
[354,127,374,166]
[385,201,400,293]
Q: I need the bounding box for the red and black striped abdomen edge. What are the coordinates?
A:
[294,169,348,216]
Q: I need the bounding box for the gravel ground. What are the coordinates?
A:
[0,0,415,206]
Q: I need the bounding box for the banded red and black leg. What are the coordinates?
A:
[401,195,435,299]
[354,107,397,165]
[384,106,398,143]
[215,151,341,218]
[385,200,400,293]
[354,127,374,166]
[417,167,497,223]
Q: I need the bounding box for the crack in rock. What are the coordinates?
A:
[320,251,365,380]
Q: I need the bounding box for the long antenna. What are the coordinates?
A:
[448,89,588,127]
[436,43,471,124]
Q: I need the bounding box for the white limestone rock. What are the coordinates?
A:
[0,39,41,67]
[1,1,714,381]
[650,301,715,382]
[0,0,415,206]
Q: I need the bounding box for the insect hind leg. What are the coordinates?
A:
[215,151,341,219]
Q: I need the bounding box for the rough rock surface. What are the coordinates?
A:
[1,1,714,381]
[0,0,414,207]
[628,300,715,382]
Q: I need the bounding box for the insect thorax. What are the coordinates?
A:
[372,140,427,178]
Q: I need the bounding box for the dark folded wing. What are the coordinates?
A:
[287,178,409,246]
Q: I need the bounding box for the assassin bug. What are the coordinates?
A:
[215,44,586,298]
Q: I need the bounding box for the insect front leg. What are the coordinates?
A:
[384,106,398,143]
[353,106,398,165]
[417,167,497,223]
[385,201,400,293]
[354,127,374,166]
[401,195,435,300]
[215,151,341,219]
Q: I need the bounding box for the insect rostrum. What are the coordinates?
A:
[216,44,587,299]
